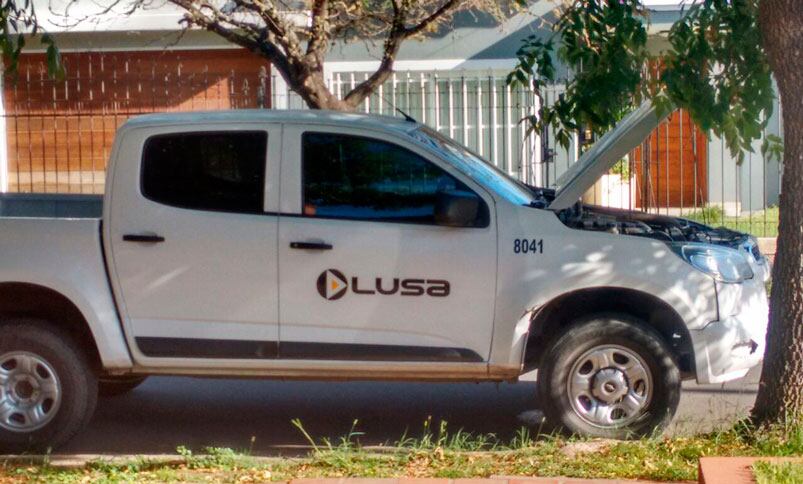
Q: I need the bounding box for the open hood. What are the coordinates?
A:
[548,101,670,211]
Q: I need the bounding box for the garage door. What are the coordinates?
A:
[3,49,271,194]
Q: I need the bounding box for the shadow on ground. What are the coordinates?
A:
[61,366,761,456]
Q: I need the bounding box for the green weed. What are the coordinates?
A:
[754,461,803,484]
[682,205,779,238]
[6,419,803,483]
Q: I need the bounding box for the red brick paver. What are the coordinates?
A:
[698,456,803,484]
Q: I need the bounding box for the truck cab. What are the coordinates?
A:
[0,109,769,452]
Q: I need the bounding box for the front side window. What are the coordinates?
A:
[410,127,536,206]
[142,131,267,213]
[302,132,484,225]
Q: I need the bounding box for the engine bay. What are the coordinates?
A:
[529,186,755,252]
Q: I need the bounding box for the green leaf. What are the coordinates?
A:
[508,0,774,165]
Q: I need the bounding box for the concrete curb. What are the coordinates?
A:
[757,237,777,265]
[757,237,776,258]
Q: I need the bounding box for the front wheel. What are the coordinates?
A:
[0,320,98,453]
[537,314,680,439]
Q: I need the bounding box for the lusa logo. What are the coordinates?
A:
[316,269,450,300]
[317,269,349,300]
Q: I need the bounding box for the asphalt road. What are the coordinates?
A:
[61,367,761,456]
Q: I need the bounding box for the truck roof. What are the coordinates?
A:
[122,109,421,136]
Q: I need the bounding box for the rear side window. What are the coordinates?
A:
[141,131,267,213]
[302,132,483,225]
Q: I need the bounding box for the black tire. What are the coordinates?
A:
[537,314,681,439]
[98,376,147,397]
[0,320,98,453]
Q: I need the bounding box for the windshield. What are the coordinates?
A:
[410,127,536,206]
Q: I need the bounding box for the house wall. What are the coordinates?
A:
[3,49,270,193]
[707,91,783,217]
[2,1,781,228]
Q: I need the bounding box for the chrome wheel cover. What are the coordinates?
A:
[0,352,62,432]
[567,345,652,428]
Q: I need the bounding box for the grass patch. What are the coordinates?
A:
[682,205,779,238]
[4,420,803,483]
[754,461,803,484]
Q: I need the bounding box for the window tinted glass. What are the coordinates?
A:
[411,127,535,206]
[142,131,267,213]
[303,132,484,225]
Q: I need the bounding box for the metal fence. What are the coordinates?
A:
[0,54,782,237]
[1,50,270,194]
[276,69,782,237]
[273,70,569,187]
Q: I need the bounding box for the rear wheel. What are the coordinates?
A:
[537,314,680,439]
[0,320,97,453]
[99,376,147,397]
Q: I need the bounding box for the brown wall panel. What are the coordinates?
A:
[4,49,271,193]
[632,110,708,209]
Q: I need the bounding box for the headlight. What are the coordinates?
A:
[673,244,754,283]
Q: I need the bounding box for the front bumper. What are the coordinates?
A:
[691,277,769,384]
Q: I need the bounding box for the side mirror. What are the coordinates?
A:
[434,190,480,227]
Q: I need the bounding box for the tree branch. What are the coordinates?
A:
[57,0,506,112]
[342,0,465,107]
[341,8,406,108]
[306,0,330,68]
[404,0,462,37]
[167,0,294,85]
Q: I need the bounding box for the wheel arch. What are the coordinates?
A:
[525,287,695,378]
[0,282,103,372]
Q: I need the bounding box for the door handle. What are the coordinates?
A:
[290,241,333,251]
[123,234,165,243]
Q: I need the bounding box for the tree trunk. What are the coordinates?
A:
[286,66,353,111]
[752,0,803,426]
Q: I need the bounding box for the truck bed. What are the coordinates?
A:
[0,193,103,218]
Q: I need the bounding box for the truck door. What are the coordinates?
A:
[276,126,497,362]
[106,125,282,364]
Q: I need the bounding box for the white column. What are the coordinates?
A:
[272,72,290,110]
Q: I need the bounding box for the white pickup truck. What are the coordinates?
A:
[0,106,769,452]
